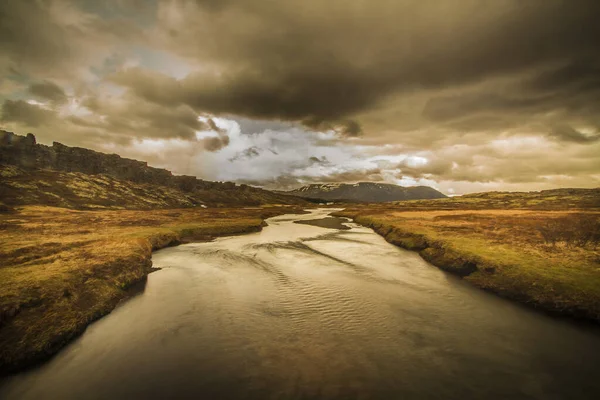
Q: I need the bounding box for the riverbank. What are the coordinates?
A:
[334,206,600,322]
[0,205,302,374]
[4,208,600,400]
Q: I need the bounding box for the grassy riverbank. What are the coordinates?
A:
[335,190,600,321]
[0,205,301,374]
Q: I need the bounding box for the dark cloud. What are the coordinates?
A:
[124,0,600,135]
[203,135,230,151]
[420,60,600,140]
[109,68,182,106]
[339,120,362,137]
[423,93,545,123]
[201,117,230,151]
[396,158,454,180]
[525,61,600,94]
[206,118,226,135]
[81,93,208,140]
[28,81,68,105]
[1,0,600,192]
[303,118,363,137]
[389,141,600,186]
[309,156,329,165]
[549,125,600,144]
[234,118,295,135]
[0,0,143,78]
[1,100,56,127]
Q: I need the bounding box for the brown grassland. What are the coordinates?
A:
[1,187,599,375]
[0,205,303,374]
[334,189,600,322]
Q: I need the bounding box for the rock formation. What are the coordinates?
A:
[0,130,306,208]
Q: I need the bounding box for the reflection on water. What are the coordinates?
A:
[1,209,600,400]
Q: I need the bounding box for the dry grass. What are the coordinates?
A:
[385,188,600,210]
[0,205,301,373]
[336,195,600,321]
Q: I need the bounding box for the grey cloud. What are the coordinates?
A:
[134,0,600,134]
[396,158,455,180]
[303,118,363,137]
[81,93,207,140]
[235,118,295,135]
[0,0,143,78]
[549,125,600,144]
[420,61,600,142]
[309,156,329,165]
[525,61,600,94]
[393,141,600,185]
[202,117,230,151]
[28,81,68,105]
[109,68,182,106]
[203,135,230,151]
[339,120,362,137]
[206,118,226,135]
[422,93,547,123]
[1,100,56,127]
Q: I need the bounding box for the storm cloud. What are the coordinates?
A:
[28,81,68,105]
[120,0,600,134]
[1,0,599,193]
[1,100,56,127]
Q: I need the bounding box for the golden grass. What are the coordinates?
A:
[385,188,600,210]
[0,205,301,373]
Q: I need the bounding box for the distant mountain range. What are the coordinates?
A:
[286,182,447,203]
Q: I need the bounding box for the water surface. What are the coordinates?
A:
[1,209,600,399]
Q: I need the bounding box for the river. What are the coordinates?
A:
[1,209,600,400]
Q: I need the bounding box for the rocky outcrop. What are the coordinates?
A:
[0,130,307,208]
[1,130,177,186]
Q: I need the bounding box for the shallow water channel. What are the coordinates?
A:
[2,209,600,400]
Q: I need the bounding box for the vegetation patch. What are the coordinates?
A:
[0,205,302,374]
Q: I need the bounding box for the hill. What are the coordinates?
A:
[376,188,600,210]
[287,182,446,202]
[0,130,307,209]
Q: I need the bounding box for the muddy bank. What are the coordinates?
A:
[345,214,600,323]
[294,216,351,230]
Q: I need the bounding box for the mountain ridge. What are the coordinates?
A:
[287,182,447,202]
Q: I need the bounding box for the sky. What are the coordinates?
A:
[1,0,599,194]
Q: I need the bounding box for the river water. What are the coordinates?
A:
[1,209,600,400]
